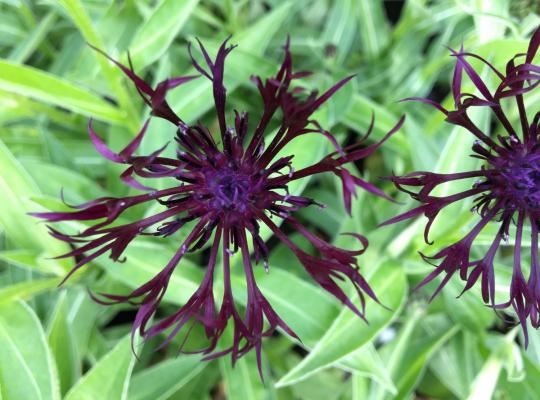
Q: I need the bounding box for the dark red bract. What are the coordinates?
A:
[381,27,540,344]
[33,37,402,374]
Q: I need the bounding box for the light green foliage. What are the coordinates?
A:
[0,1,539,399]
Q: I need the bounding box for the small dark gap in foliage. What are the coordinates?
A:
[324,43,338,59]
[292,344,308,357]
[421,33,438,56]
[56,104,71,114]
[72,244,85,264]
[211,383,226,400]
[264,233,281,255]
[81,359,93,375]
[198,247,211,268]
[104,309,138,327]
[426,82,450,104]
[489,313,519,336]
[153,305,168,320]
[489,117,499,136]
[510,0,540,18]
[342,371,352,381]
[383,0,405,25]
[343,128,367,173]
[103,95,119,107]
[205,2,226,23]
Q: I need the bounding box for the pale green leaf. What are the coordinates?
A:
[0,301,61,400]
[168,1,293,121]
[129,0,200,70]
[0,138,69,269]
[94,240,203,305]
[64,335,136,400]
[0,60,124,123]
[276,260,407,387]
[0,278,60,306]
[47,291,80,395]
[57,0,139,130]
[128,356,205,400]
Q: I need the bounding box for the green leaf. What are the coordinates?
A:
[220,355,271,400]
[57,0,139,131]
[442,279,495,332]
[235,252,395,391]
[498,354,540,399]
[338,345,396,394]
[0,138,69,269]
[0,249,65,276]
[168,1,293,121]
[129,0,200,70]
[8,11,57,63]
[232,266,339,345]
[375,315,460,399]
[428,331,484,399]
[94,240,203,305]
[0,301,60,400]
[320,0,357,64]
[466,349,505,400]
[466,329,522,400]
[66,290,102,358]
[64,335,136,400]
[276,260,407,387]
[0,278,60,306]
[0,136,41,248]
[356,0,389,59]
[47,291,80,395]
[342,94,408,151]
[128,356,205,400]
[21,159,108,204]
[0,60,124,123]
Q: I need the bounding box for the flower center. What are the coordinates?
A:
[206,168,252,211]
[501,154,540,209]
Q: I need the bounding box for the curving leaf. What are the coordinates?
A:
[246,266,340,344]
[169,1,293,121]
[94,240,203,305]
[57,0,139,130]
[64,335,136,400]
[0,301,61,400]
[0,278,60,306]
[0,249,65,276]
[374,315,460,399]
[129,0,200,70]
[0,60,124,123]
[219,353,273,400]
[0,137,69,261]
[128,355,205,400]
[276,260,407,387]
[47,291,80,395]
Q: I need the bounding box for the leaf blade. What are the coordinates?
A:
[0,60,124,123]
[0,301,61,400]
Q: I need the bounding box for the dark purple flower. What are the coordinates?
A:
[33,37,402,372]
[381,27,540,343]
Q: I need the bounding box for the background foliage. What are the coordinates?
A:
[1,0,540,399]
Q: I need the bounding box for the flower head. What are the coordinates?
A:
[33,37,402,372]
[381,27,540,343]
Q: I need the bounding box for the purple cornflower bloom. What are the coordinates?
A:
[381,27,540,342]
[33,37,403,371]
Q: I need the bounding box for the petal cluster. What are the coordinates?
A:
[34,38,402,370]
[382,27,540,342]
